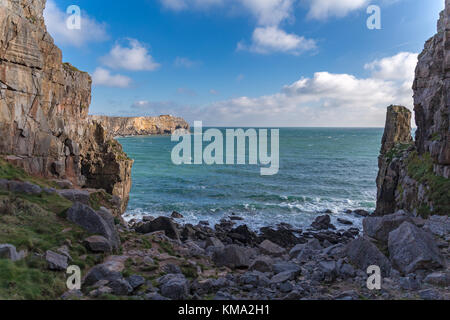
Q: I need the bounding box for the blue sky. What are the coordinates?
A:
[44,0,445,127]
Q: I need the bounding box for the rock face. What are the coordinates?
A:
[376,106,413,215]
[413,5,450,179]
[0,0,133,214]
[89,115,189,137]
[376,4,450,216]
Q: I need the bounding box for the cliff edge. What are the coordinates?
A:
[376,4,450,217]
[90,115,190,137]
[0,0,133,214]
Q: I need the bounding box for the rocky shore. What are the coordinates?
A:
[2,177,448,300]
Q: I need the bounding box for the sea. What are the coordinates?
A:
[118,128,383,231]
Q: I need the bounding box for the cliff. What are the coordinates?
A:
[0,0,133,214]
[376,4,450,217]
[90,115,190,137]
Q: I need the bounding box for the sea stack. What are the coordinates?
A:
[376,3,450,217]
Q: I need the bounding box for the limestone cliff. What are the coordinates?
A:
[90,115,190,137]
[0,0,133,214]
[376,5,450,217]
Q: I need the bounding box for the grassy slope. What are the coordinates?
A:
[0,160,104,300]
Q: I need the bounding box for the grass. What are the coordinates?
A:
[407,152,450,217]
[0,259,67,300]
[385,142,414,163]
[0,158,59,189]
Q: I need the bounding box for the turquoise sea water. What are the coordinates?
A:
[118,128,383,230]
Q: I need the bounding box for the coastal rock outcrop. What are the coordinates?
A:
[89,115,190,137]
[376,3,450,216]
[0,0,133,213]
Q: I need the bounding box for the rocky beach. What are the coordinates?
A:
[0,0,449,301]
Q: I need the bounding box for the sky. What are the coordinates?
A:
[44,0,445,127]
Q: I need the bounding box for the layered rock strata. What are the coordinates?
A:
[0,0,133,213]
[89,115,190,137]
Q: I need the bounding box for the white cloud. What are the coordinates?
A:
[124,52,417,127]
[364,52,418,82]
[306,0,370,20]
[43,0,109,47]
[160,0,224,11]
[174,57,198,68]
[238,26,317,55]
[209,89,219,95]
[100,39,160,71]
[92,68,132,88]
[239,0,295,26]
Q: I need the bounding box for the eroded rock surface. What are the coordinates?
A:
[0,0,133,214]
[89,115,189,137]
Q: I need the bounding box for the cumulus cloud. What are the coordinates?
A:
[92,68,132,88]
[100,39,160,71]
[123,52,417,127]
[305,0,370,20]
[160,0,311,55]
[43,0,109,47]
[364,52,418,82]
[238,26,317,55]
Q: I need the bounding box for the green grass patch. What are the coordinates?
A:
[0,259,67,300]
[0,159,59,189]
[407,152,450,217]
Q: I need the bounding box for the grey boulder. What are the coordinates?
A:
[212,245,251,269]
[66,202,120,250]
[388,222,445,274]
[363,212,413,243]
[346,236,391,277]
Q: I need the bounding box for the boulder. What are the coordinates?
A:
[0,244,26,262]
[273,262,301,275]
[337,218,353,226]
[158,274,189,300]
[311,215,335,230]
[171,211,184,219]
[66,202,120,250]
[346,237,391,277]
[205,237,224,248]
[271,271,298,284]
[45,250,68,271]
[108,279,133,296]
[423,215,450,237]
[83,263,123,286]
[259,227,302,248]
[363,212,413,243]
[57,189,90,205]
[259,240,286,257]
[126,275,146,291]
[289,244,306,259]
[135,216,180,240]
[388,222,445,274]
[424,272,450,287]
[249,256,273,273]
[84,235,112,253]
[353,209,370,217]
[212,245,251,269]
[7,181,42,195]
